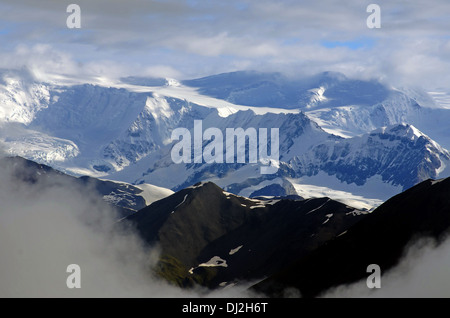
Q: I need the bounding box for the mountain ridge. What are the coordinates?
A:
[252,176,450,297]
[1,69,449,207]
[125,181,369,289]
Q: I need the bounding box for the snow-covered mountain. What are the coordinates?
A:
[288,124,450,190]
[181,70,390,109]
[190,123,449,210]
[183,71,450,150]
[0,69,51,125]
[122,109,334,188]
[1,68,449,209]
[306,86,450,148]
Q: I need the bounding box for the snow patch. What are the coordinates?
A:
[346,209,370,216]
[199,256,227,268]
[188,256,228,273]
[171,194,188,213]
[289,173,401,210]
[306,199,330,215]
[117,81,301,118]
[187,182,207,189]
[431,178,446,185]
[134,183,174,205]
[249,204,265,209]
[306,86,327,108]
[229,245,243,255]
[322,213,333,224]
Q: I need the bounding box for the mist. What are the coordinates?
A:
[0,158,259,297]
[322,235,450,298]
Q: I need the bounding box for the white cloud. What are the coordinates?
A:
[0,157,261,297]
[322,235,450,298]
[0,0,449,87]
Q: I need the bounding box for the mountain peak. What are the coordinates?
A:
[372,124,449,157]
[289,123,450,190]
[374,123,425,140]
[184,181,226,197]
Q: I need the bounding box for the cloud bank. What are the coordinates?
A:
[0,0,449,88]
[0,158,259,297]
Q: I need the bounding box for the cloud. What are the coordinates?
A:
[0,1,449,87]
[0,158,165,297]
[322,235,450,298]
[0,157,260,297]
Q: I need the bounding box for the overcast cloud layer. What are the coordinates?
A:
[0,0,449,89]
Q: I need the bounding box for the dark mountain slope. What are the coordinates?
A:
[125,181,368,288]
[252,177,450,297]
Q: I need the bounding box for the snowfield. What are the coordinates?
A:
[1,69,450,210]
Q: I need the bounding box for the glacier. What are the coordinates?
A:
[1,68,450,209]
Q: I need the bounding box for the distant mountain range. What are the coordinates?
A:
[181,70,390,109]
[1,69,449,209]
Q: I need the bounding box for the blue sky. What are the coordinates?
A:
[0,0,449,89]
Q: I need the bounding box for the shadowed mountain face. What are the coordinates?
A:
[125,181,368,288]
[252,177,450,298]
